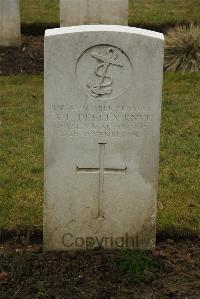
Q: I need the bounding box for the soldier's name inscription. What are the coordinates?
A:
[51,103,152,138]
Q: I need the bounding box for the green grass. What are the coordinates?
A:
[158,72,200,233]
[129,0,200,27]
[0,73,199,233]
[20,0,59,25]
[0,76,43,229]
[20,0,200,27]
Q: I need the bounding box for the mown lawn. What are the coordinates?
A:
[158,73,200,233]
[0,76,43,229]
[129,0,200,27]
[0,73,199,233]
[20,0,200,27]
[20,0,59,25]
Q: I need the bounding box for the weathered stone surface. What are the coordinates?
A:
[60,0,128,26]
[44,25,164,250]
[0,0,21,47]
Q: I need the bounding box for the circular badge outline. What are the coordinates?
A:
[75,44,133,101]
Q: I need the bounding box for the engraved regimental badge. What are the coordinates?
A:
[76,44,132,100]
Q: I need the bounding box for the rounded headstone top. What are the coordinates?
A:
[45,25,164,41]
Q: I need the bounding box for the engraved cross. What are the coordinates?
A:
[76,143,127,219]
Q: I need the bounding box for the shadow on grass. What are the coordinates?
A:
[20,21,197,36]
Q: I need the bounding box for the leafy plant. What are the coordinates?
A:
[37,288,48,299]
[112,250,159,283]
[164,24,200,72]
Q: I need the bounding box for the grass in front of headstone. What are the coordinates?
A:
[0,73,199,234]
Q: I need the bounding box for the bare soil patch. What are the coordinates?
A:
[0,237,199,298]
[0,35,44,75]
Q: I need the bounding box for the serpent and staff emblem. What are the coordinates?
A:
[87,47,124,98]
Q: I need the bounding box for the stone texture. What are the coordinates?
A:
[60,0,128,26]
[44,25,164,251]
[0,0,21,47]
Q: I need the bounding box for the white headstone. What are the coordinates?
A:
[44,25,164,250]
[60,0,128,26]
[0,0,21,47]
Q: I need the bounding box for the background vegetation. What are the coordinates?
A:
[129,0,200,27]
[20,0,59,25]
[165,25,200,72]
[20,0,200,27]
